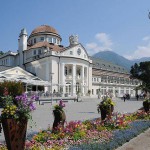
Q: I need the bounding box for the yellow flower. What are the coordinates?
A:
[10,112,14,115]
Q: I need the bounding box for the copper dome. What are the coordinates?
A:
[31,25,58,35]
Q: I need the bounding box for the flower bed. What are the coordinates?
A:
[0,111,149,150]
[71,120,150,150]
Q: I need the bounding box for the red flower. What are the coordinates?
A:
[3,87,9,96]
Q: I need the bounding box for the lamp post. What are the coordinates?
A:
[98,82,101,99]
[50,73,54,104]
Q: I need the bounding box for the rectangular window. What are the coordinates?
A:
[70,51,73,55]
[101,76,107,83]
[53,38,56,43]
[66,86,68,93]
[56,39,59,44]
[69,68,72,74]
[33,50,36,55]
[120,88,124,94]
[38,49,42,55]
[69,85,71,95]
[48,37,52,43]
[34,38,36,43]
[96,89,99,94]
[40,37,44,41]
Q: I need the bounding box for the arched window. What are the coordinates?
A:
[77,69,80,76]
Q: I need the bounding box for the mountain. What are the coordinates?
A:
[92,51,150,70]
[134,57,150,64]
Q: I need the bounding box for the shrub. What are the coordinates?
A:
[0,81,24,97]
[0,81,24,107]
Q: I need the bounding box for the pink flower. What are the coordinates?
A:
[59,100,65,108]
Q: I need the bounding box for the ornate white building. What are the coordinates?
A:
[0,25,140,97]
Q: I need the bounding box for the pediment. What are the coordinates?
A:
[61,43,89,59]
[0,67,34,77]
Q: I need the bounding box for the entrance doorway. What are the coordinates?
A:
[76,82,80,93]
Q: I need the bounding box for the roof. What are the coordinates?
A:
[0,67,51,86]
[91,57,129,74]
[27,41,64,52]
[0,65,13,72]
[0,51,17,59]
[92,68,130,78]
[31,25,58,36]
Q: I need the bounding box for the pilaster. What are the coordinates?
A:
[72,64,76,96]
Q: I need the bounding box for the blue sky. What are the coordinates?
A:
[0,0,150,60]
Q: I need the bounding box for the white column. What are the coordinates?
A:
[61,63,65,95]
[81,66,84,95]
[129,87,131,95]
[106,86,109,93]
[85,67,88,94]
[72,64,76,96]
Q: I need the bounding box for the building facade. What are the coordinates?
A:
[0,25,140,97]
[91,58,140,97]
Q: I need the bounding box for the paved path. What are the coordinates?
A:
[28,97,143,133]
[0,97,143,142]
[116,128,150,150]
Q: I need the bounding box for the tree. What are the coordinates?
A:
[130,61,150,92]
[0,51,4,55]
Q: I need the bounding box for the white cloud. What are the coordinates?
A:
[86,33,113,55]
[142,36,150,41]
[124,36,150,60]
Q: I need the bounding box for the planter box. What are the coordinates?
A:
[100,105,114,120]
[1,118,27,150]
[143,101,150,112]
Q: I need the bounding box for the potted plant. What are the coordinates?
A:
[52,100,66,132]
[143,99,150,112]
[97,96,115,120]
[0,87,37,150]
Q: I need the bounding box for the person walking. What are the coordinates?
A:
[136,94,139,101]
[123,94,126,102]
